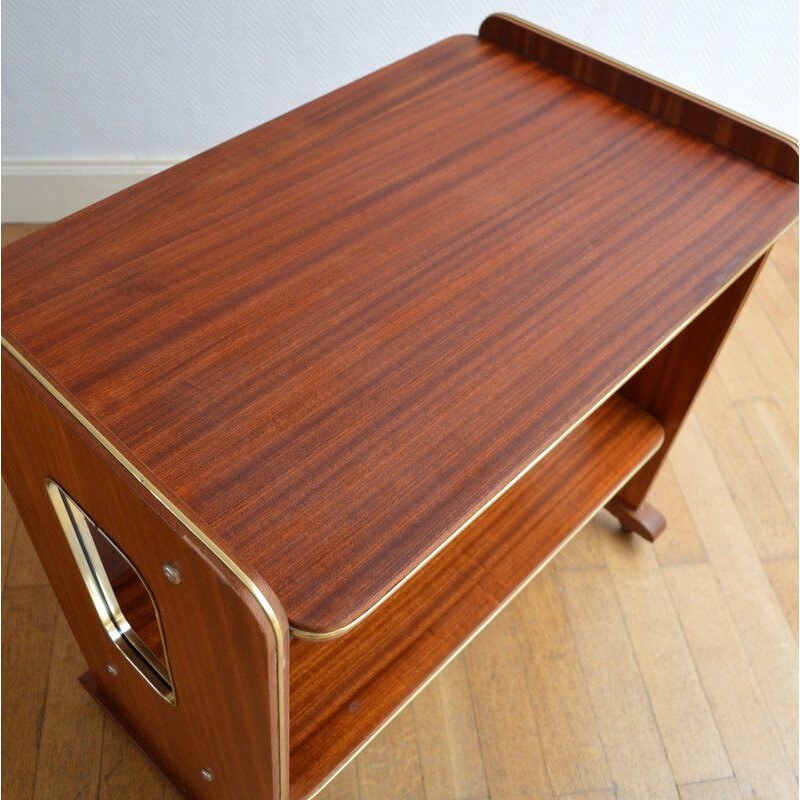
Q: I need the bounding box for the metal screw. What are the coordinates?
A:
[106,663,118,676]
[162,562,182,584]
[201,768,213,782]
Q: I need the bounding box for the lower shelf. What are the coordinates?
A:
[289,393,664,799]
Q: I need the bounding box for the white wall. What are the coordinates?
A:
[2,0,798,221]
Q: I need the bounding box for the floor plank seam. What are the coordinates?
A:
[550,565,616,795]
[659,563,738,783]
[508,597,560,799]
[602,557,697,792]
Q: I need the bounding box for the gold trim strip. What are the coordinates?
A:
[294,221,796,640]
[0,339,289,800]
[303,438,663,800]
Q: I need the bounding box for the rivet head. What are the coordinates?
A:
[106,663,118,676]
[162,562,182,584]
[201,768,213,782]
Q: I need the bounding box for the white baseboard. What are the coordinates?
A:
[2,158,179,223]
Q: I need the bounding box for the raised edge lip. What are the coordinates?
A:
[479,13,799,165]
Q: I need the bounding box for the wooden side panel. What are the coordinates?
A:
[479,13,799,181]
[1,351,287,800]
[613,253,768,510]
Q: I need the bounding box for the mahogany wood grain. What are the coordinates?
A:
[1,352,287,800]
[288,393,664,799]
[2,32,797,637]
[479,13,799,181]
[612,252,769,515]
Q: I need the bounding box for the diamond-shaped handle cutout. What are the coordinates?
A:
[46,479,175,703]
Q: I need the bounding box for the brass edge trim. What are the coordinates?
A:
[293,220,796,641]
[481,13,799,157]
[46,478,177,704]
[0,339,290,800]
[302,432,664,800]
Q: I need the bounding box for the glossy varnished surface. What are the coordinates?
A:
[480,14,799,180]
[2,35,797,634]
[3,223,798,800]
[289,393,663,799]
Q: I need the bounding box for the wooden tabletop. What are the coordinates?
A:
[3,33,796,637]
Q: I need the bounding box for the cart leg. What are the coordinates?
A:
[605,497,666,542]
[607,251,769,542]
